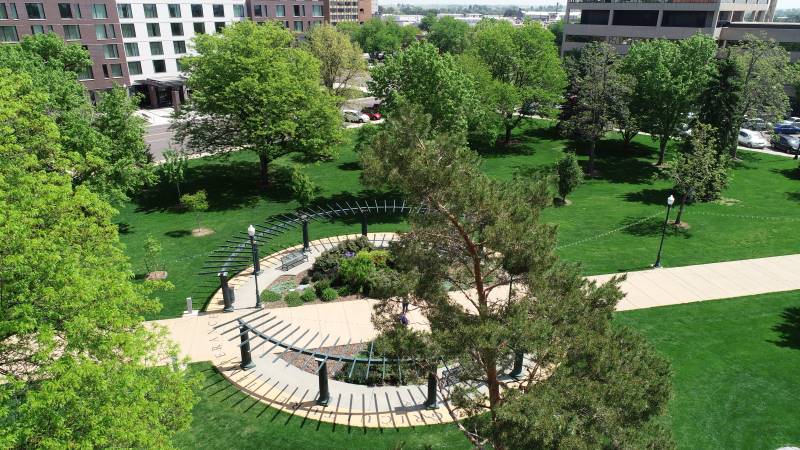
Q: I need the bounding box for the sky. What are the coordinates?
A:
[376,0,800,9]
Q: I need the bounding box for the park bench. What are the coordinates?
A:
[280,251,308,271]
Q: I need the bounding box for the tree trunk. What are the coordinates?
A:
[657,137,668,166]
[730,139,738,160]
[504,123,513,145]
[258,152,270,188]
[674,193,688,224]
[175,182,182,204]
[588,139,596,175]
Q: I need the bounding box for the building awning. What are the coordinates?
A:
[136,77,186,88]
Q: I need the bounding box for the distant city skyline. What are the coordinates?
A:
[376,0,800,10]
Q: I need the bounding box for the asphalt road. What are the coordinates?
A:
[145,124,184,162]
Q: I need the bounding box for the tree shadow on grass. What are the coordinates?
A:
[338,161,361,171]
[773,166,800,181]
[620,215,692,239]
[165,230,192,238]
[133,160,293,213]
[475,122,563,157]
[787,192,800,203]
[772,306,800,350]
[624,188,674,206]
[567,139,662,185]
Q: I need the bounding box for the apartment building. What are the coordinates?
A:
[561,0,800,61]
[1,0,373,108]
[0,1,128,100]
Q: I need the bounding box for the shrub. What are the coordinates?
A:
[300,287,317,302]
[338,252,376,292]
[361,249,391,268]
[284,291,303,307]
[320,287,339,302]
[310,249,341,281]
[260,290,282,303]
[314,278,331,295]
[555,153,583,201]
[338,236,373,255]
[367,268,404,298]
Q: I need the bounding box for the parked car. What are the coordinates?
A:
[342,109,369,123]
[737,129,768,148]
[770,134,800,153]
[364,111,382,121]
[773,124,800,134]
[744,118,770,131]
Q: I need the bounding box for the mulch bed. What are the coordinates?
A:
[278,342,366,377]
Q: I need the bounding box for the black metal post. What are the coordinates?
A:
[249,234,261,275]
[509,352,524,378]
[360,214,368,236]
[220,272,233,313]
[653,203,673,268]
[424,371,438,409]
[239,321,255,370]
[316,360,330,406]
[302,220,310,253]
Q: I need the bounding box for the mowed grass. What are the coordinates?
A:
[173,291,800,449]
[117,120,800,319]
[172,362,471,450]
[616,290,800,450]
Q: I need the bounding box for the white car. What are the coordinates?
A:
[342,109,369,123]
[738,129,767,148]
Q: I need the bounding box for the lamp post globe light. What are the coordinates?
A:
[653,194,675,269]
[248,224,262,309]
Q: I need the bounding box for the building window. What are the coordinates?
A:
[117,4,132,18]
[128,61,142,75]
[124,42,139,56]
[31,24,45,34]
[102,64,109,78]
[293,20,302,32]
[191,4,202,17]
[0,3,19,19]
[173,40,186,54]
[95,24,115,39]
[149,41,164,56]
[91,4,108,19]
[58,3,73,18]
[193,22,205,34]
[121,23,135,38]
[233,4,245,18]
[110,63,122,77]
[104,44,119,59]
[293,5,300,16]
[176,58,184,71]
[25,3,45,19]
[214,22,224,32]
[64,24,81,40]
[78,66,93,80]
[146,23,161,37]
[276,5,285,17]
[312,5,322,17]
[212,4,223,17]
[144,4,157,18]
[153,59,166,73]
[168,3,181,18]
[170,22,184,36]
[254,5,263,16]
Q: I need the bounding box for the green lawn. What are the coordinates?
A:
[174,291,800,449]
[617,290,800,450]
[172,362,470,450]
[118,120,800,319]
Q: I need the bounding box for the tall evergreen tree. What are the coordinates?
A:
[699,57,744,159]
[361,105,673,449]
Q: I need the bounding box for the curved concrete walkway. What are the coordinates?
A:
[149,235,800,428]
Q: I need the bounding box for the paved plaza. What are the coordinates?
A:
[148,235,800,428]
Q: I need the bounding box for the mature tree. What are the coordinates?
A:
[361,105,673,449]
[428,16,470,54]
[173,21,342,188]
[623,35,716,166]
[555,152,583,202]
[289,165,319,207]
[420,13,438,32]
[0,70,197,448]
[369,42,478,134]
[304,23,366,95]
[728,34,793,139]
[699,56,745,159]
[547,19,564,48]
[670,124,729,225]
[0,33,154,203]
[561,42,631,174]
[335,21,360,42]
[160,149,189,203]
[355,18,417,57]
[469,20,566,144]
[615,94,640,150]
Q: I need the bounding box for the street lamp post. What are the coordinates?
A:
[248,225,262,309]
[653,195,675,269]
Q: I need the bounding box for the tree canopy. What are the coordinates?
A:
[428,16,470,54]
[304,23,366,95]
[0,69,197,449]
[354,18,418,57]
[360,105,673,449]
[622,34,716,166]
[173,21,342,187]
